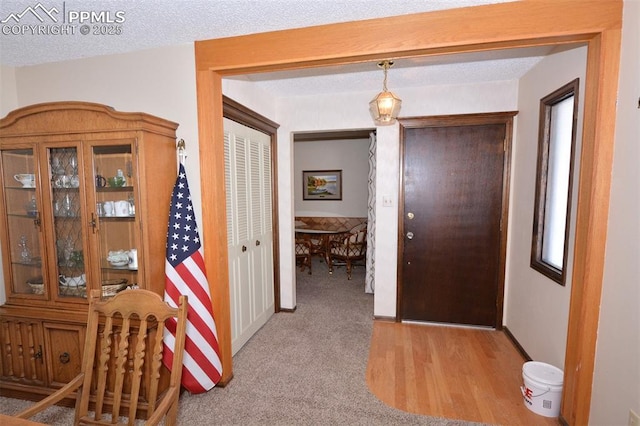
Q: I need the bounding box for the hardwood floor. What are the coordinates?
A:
[366,322,560,425]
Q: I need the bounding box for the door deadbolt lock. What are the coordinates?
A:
[407,212,415,220]
[406,231,414,240]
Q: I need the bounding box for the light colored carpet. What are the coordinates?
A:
[0,259,481,425]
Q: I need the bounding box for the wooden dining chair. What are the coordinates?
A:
[295,239,313,274]
[14,289,188,426]
[328,226,367,280]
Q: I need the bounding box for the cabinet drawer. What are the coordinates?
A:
[43,322,85,388]
[0,318,46,386]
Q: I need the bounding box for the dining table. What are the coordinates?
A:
[295,223,349,266]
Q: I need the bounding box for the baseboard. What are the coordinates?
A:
[503,326,532,361]
[279,306,297,313]
[372,315,396,322]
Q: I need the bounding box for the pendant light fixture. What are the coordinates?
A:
[369,60,402,125]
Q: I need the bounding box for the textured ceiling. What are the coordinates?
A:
[239,46,553,97]
[0,0,557,96]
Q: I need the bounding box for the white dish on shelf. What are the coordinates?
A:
[28,282,44,294]
[61,274,86,287]
[107,249,129,265]
[14,173,35,187]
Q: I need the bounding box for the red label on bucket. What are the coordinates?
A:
[524,387,533,400]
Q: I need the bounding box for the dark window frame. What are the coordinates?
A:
[531,78,580,285]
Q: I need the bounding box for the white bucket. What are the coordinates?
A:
[521,361,564,417]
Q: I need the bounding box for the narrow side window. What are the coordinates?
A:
[531,79,579,285]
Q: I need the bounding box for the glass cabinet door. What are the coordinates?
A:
[47,146,88,299]
[90,142,140,297]
[0,148,46,297]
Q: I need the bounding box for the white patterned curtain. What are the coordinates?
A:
[365,132,376,294]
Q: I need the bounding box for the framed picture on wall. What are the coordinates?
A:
[303,170,342,200]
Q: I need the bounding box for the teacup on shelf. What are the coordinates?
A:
[14,173,35,188]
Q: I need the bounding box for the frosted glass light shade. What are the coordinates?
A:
[369,90,402,125]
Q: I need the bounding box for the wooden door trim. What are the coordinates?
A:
[195,1,622,421]
[222,96,281,312]
[194,2,618,74]
[397,112,517,329]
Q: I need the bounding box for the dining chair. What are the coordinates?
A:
[328,226,367,280]
[14,288,188,426]
[295,239,313,274]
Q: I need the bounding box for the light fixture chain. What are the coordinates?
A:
[382,64,389,91]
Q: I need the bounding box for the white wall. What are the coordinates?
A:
[276,80,518,313]
[505,46,587,370]
[294,138,369,217]
[0,65,18,116]
[222,78,278,122]
[590,1,640,424]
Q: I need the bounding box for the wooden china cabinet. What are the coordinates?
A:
[0,102,178,410]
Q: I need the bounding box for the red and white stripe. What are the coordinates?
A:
[163,248,222,393]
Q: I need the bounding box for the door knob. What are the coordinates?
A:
[406,231,414,240]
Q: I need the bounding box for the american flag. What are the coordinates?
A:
[163,163,222,393]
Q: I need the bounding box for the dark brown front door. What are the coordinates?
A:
[399,114,513,327]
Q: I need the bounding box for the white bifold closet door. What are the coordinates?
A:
[224,118,274,355]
